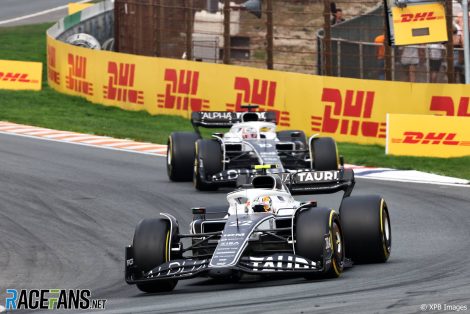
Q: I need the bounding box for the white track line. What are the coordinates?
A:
[357,175,469,188]
[0,0,92,25]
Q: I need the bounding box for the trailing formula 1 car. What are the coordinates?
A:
[166,106,339,190]
[125,165,392,293]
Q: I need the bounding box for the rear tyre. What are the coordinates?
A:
[193,139,223,191]
[310,137,339,171]
[133,218,178,293]
[340,195,391,264]
[167,132,200,181]
[296,207,344,279]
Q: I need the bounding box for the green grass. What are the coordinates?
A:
[0,24,469,180]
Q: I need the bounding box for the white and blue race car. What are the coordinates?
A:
[126,165,392,293]
[167,106,339,191]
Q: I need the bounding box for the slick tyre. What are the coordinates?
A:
[133,218,178,293]
[310,137,339,171]
[193,139,222,191]
[277,130,307,149]
[167,132,200,181]
[296,207,344,279]
[340,195,391,263]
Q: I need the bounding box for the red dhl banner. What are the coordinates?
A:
[386,114,470,158]
[0,59,42,91]
[47,36,469,146]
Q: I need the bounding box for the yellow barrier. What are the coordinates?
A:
[386,114,470,157]
[47,36,470,145]
[68,3,93,15]
[0,59,42,91]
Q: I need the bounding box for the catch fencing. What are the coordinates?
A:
[113,0,467,83]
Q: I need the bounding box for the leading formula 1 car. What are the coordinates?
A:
[125,164,392,293]
[166,105,339,191]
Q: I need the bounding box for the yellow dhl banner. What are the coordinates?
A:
[0,59,42,91]
[391,2,447,45]
[386,114,470,158]
[47,36,469,146]
[68,3,93,15]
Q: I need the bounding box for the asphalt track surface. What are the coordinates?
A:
[1,133,470,313]
[0,0,87,26]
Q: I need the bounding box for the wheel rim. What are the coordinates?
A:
[382,210,392,254]
[166,139,173,177]
[193,144,199,187]
[332,222,343,261]
[330,221,344,275]
[167,145,172,167]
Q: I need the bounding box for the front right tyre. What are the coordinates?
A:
[193,139,223,191]
[310,137,339,171]
[167,132,200,181]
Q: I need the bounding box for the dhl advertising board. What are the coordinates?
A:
[47,36,469,146]
[0,59,42,91]
[386,1,447,45]
[387,114,470,158]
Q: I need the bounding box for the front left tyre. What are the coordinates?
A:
[132,218,178,293]
[340,195,391,263]
[296,207,344,279]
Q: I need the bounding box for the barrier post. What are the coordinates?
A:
[185,0,193,60]
[156,0,163,56]
[266,0,274,70]
[384,16,392,81]
[445,0,455,83]
[463,0,470,83]
[323,0,332,76]
[223,0,231,64]
[114,0,120,52]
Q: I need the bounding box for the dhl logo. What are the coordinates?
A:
[0,72,38,84]
[394,12,443,23]
[157,69,209,111]
[103,62,144,104]
[430,96,470,117]
[392,132,470,146]
[311,88,385,138]
[66,54,93,96]
[226,77,289,127]
[47,45,60,85]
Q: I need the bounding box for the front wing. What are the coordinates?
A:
[125,249,330,283]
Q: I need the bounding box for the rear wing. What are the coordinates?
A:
[282,168,355,196]
[191,111,277,128]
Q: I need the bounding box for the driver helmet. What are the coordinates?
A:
[242,127,257,139]
[252,196,272,212]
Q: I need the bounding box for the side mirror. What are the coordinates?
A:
[192,207,206,220]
